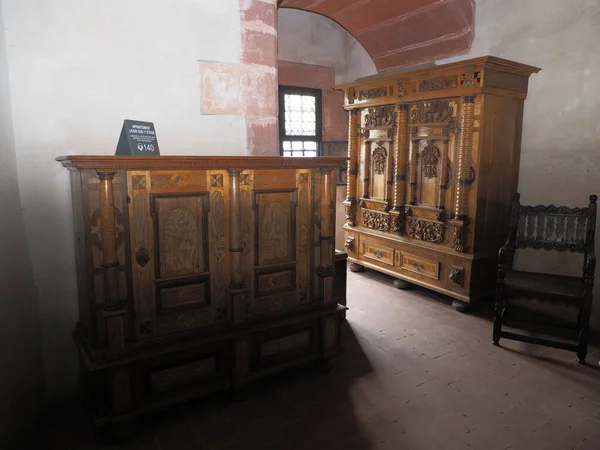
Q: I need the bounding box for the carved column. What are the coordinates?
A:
[437,137,450,213]
[343,109,359,226]
[97,171,128,357]
[408,134,419,205]
[362,140,371,200]
[227,169,248,325]
[454,95,476,220]
[392,104,409,210]
[317,168,335,306]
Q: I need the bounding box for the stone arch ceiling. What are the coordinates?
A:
[277,0,474,72]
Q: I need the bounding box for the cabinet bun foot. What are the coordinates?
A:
[349,263,365,273]
[452,300,472,313]
[393,279,411,290]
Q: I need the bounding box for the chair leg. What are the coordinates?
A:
[577,298,592,364]
[493,296,504,346]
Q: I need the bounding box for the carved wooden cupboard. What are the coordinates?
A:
[335,56,540,310]
[57,155,347,425]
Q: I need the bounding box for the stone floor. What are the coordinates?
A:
[31,269,600,450]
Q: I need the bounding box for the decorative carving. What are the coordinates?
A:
[344,203,356,226]
[344,236,355,252]
[372,146,387,175]
[397,79,405,97]
[359,87,387,100]
[515,204,591,252]
[421,143,440,178]
[210,174,223,187]
[139,319,153,336]
[419,76,457,92]
[410,100,454,124]
[461,70,481,88]
[449,267,464,286]
[240,173,251,186]
[135,247,150,268]
[361,129,371,139]
[407,217,444,244]
[390,214,404,233]
[452,223,468,252]
[362,209,390,231]
[346,87,356,104]
[132,175,146,190]
[171,174,191,187]
[365,106,396,128]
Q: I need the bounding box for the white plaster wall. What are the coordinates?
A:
[2,0,247,397]
[0,2,43,444]
[278,8,376,84]
[440,0,600,327]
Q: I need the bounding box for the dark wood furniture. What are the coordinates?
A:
[57,155,347,425]
[494,193,597,362]
[335,56,540,310]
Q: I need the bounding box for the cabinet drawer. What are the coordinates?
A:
[361,239,394,266]
[399,252,440,280]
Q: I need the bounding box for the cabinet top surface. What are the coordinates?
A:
[334,55,541,90]
[57,155,348,171]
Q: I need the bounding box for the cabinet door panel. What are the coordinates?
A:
[153,194,209,279]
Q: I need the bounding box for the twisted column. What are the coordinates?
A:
[343,110,359,225]
[454,95,476,220]
[392,104,409,210]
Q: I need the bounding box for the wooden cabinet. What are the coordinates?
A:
[335,56,540,310]
[57,155,347,425]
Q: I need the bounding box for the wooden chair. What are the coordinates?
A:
[493,193,597,363]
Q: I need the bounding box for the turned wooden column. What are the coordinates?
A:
[362,140,371,199]
[98,172,119,309]
[97,171,128,358]
[437,137,450,212]
[392,104,409,210]
[408,134,419,205]
[317,168,335,306]
[454,95,476,220]
[343,109,359,225]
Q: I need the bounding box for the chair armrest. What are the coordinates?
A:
[498,244,515,279]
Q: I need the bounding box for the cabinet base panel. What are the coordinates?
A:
[78,306,346,427]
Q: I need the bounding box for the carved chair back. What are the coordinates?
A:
[509,194,597,254]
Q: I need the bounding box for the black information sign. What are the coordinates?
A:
[115,119,160,156]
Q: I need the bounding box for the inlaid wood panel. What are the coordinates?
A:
[152,194,209,279]
[255,190,297,267]
[361,239,394,266]
[253,188,298,314]
[399,252,440,280]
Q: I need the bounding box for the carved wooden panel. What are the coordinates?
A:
[240,171,255,316]
[128,171,156,339]
[260,330,311,358]
[417,141,442,207]
[157,309,213,335]
[407,217,444,244]
[152,194,208,279]
[255,190,297,267]
[159,282,208,310]
[254,188,299,314]
[150,357,216,391]
[400,252,440,280]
